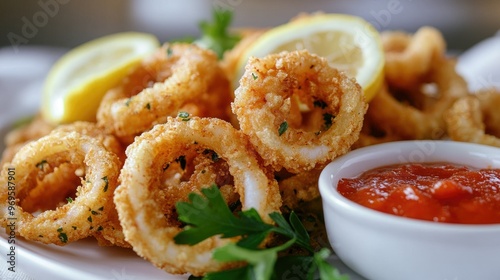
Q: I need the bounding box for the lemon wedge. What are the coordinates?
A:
[42,32,160,124]
[233,13,384,101]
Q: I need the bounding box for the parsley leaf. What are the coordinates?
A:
[174,185,273,246]
[36,159,48,171]
[178,111,191,121]
[269,211,313,252]
[314,248,350,280]
[278,121,289,136]
[174,185,348,280]
[212,239,295,280]
[102,176,109,192]
[323,113,334,130]
[194,9,241,59]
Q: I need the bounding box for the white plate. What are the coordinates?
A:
[0,232,185,280]
[0,231,365,280]
[0,46,365,280]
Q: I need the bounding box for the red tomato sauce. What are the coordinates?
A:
[337,163,500,224]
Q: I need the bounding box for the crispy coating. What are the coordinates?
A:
[368,58,469,140]
[53,121,126,164]
[19,163,81,213]
[232,50,367,173]
[0,131,121,245]
[114,117,281,275]
[277,168,322,211]
[445,89,500,147]
[352,85,404,149]
[96,43,233,144]
[382,26,446,89]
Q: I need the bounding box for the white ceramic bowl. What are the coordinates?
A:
[319,140,500,280]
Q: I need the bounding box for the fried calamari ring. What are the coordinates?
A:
[368,58,469,140]
[0,131,121,245]
[115,117,281,276]
[382,26,446,88]
[54,123,128,247]
[445,89,500,147]
[97,43,230,144]
[232,50,366,173]
[11,122,126,226]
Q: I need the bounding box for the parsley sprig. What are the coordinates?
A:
[194,9,241,59]
[174,185,348,280]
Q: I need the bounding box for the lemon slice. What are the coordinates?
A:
[42,32,160,124]
[233,13,384,101]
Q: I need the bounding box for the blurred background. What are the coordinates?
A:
[0,0,499,53]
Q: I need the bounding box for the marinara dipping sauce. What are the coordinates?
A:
[337,163,500,224]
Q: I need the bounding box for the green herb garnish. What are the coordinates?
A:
[166,46,173,57]
[278,121,288,136]
[102,176,109,192]
[174,185,347,280]
[57,227,68,243]
[203,149,219,162]
[35,159,48,171]
[66,197,74,203]
[194,9,241,59]
[323,113,335,130]
[313,100,327,109]
[175,155,187,170]
[178,111,191,121]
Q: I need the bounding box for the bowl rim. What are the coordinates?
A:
[319,140,500,231]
